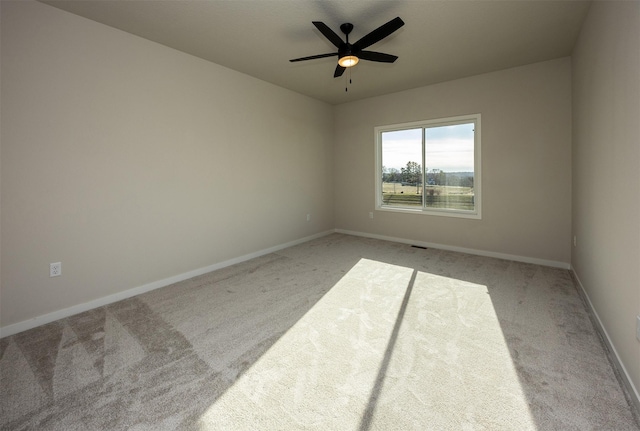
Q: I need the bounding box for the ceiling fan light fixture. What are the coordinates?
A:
[338,55,359,68]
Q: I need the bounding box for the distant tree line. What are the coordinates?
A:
[383,161,474,188]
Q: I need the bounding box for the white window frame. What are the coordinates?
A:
[375,114,481,219]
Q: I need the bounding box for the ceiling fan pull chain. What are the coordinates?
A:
[345,68,348,92]
[346,68,353,92]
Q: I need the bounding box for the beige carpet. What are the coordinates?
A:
[1,233,638,430]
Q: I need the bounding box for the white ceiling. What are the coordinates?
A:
[41,0,591,105]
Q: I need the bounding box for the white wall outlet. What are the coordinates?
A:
[50,262,62,277]
[369,212,374,219]
[573,236,577,247]
[306,214,311,222]
[636,315,640,342]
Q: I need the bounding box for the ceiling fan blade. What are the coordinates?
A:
[290,53,338,62]
[312,21,344,48]
[353,17,404,50]
[359,51,398,63]
[334,64,346,78]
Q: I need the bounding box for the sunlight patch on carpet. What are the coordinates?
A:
[198,258,536,430]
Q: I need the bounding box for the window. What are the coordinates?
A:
[375,114,481,219]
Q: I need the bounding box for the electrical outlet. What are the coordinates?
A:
[50,262,62,277]
[369,212,374,219]
[573,236,577,247]
[636,315,640,342]
[306,214,311,222]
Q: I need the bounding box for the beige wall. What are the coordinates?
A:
[334,58,572,264]
[0,1,334,327]
[572,1,640,397]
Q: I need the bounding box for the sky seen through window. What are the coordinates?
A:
[382,123,474,173]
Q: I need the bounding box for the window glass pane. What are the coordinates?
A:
[376,114,480,218]
[425,123,475,211]
[381,128,422,208]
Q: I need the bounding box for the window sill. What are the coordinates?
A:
[376,205,482,220]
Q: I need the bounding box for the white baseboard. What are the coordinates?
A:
[0,230,334,339]
[335,229,571,269]
[570,267,640,415]
[0,229,576,338]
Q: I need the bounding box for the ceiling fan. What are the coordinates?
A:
[290,17,405,78]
